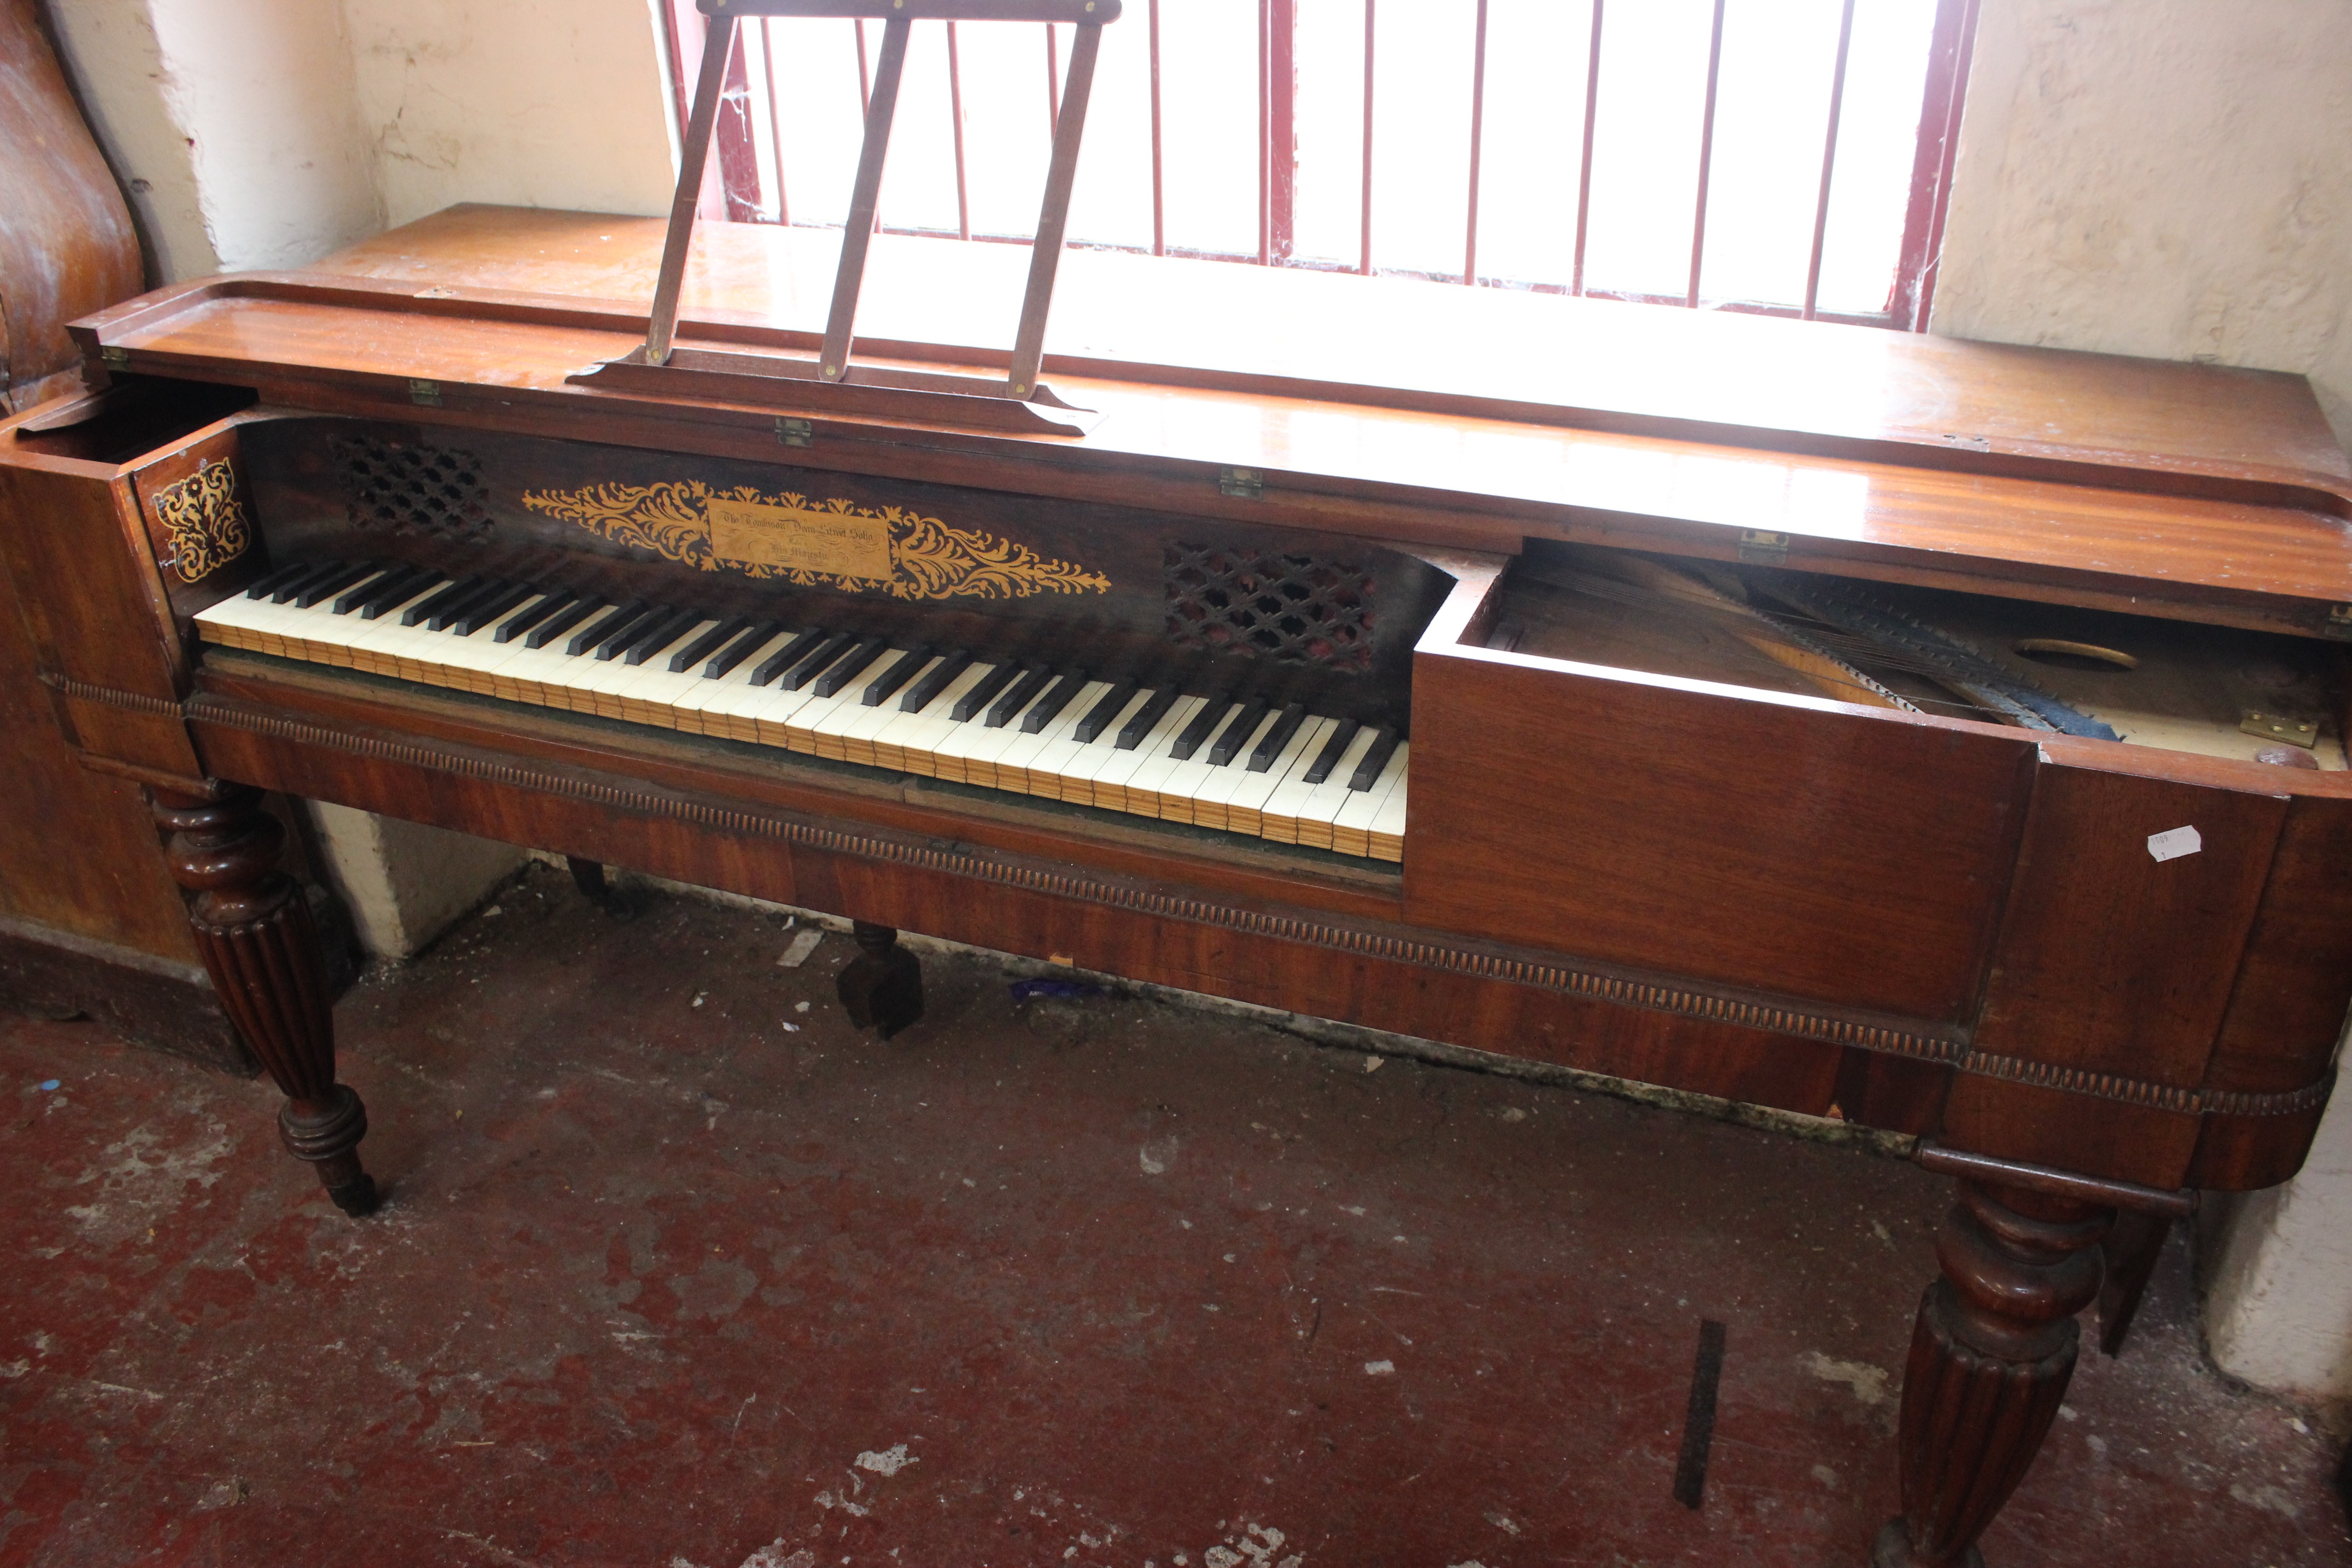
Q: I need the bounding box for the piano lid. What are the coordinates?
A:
[60,205,2352,640]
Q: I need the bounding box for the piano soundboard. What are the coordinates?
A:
[194,558,1410,862]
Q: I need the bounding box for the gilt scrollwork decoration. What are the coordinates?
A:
[519,480,1112,600]
[151,459,253,584]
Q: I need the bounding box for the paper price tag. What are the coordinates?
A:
[2147,826,2202,863]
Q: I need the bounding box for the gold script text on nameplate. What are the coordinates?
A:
[706,499,894,582]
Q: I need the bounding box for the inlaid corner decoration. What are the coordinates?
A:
[151,459,252,583]
[520,481,1111,601]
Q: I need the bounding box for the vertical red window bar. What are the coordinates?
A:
[761,19,790,225]
[947,21,970,240]
[1684,0,1728,308]
[1148,0,1166,255]
[1358,0,1375,276]
[1463,0,1490,286]
[1571,0,1603,298]
[1800,0,1857,320]
[1891,0,1982,329]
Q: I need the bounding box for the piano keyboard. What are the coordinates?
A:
[196,562,1407,862]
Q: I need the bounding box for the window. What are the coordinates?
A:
[660,0,1977,330]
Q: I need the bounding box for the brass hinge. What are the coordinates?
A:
[2241,710,2319,749]
[100,345,129,367]
[1737,529,1791,565]
[407,378,443,407]
[1219,466,1264,500]
[2326,604,2352,642]
[776,417,813,449]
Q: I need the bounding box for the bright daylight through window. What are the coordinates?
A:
[668,0,1974,329]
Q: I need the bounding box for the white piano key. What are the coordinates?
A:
[1368,746,1410,863]
[1099,695,1210,817]
[953,681,1059,789]
[1220,714,1335,838]
[1146,702,1269,825]
[1284,726,1383,850]
[994,679,1110,797]
[799,650,907,760]
[926,666,1025,784]
[610,619,725,728]
[676,629,798,740]
[1330,739,1410,858]
[1255,720,1362,844]
[1011,681,1123,800]
[838,654,945,767]
[1188,708,1284,831]
[1043,687,1159,808]
[871,660,998,776]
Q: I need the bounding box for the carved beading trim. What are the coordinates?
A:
[40,670,184,717]
[187,696,2336,1122]
[150,459,253,583]
[519,480,1112,601]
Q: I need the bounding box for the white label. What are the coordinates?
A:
[2147,825,2202,863]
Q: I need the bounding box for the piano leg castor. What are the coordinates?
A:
[150,784,378,1218]
[1875,1180,2112,1568]
[566,856,640,920]
[837,921,923,1039]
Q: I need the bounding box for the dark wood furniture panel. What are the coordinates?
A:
[9,204,2349,1568]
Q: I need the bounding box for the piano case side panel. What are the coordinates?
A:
[1400,645,2037,1023]
[2189,791,2352,1190]
[1945,754,2326,1191]
[0,459,202,782]
[186,698,1856,1117]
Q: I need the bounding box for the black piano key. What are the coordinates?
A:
[1169,696,1235,760]
[291,561,378,608]
[1073,680,1138,743]
[340,564,430,616]
[498,591,575,643]
[813,636,891,698]
[951,662,1022,723]
[705,620,784,679]
[670,616,749,674]
[1348,725,1400,791]
[589,604,666,662]
[1209,699,1270,766]
[426,577,511,631]
[755,628,836,688]
[1247,702,1307,772]
[1302,718,1361,785]
[453,583,536,637]
[619,607,700,666]
[862,647,931,707]
[776,630,853,690]
[1019,671,1090,733]
[246,562,314,601]
[403,573,489,627]
[358,568,446,620]
[900,648,973,711]
[527,595,605,649]
[985,666,1054,729]
[271,561,351,604]
[1115,686,1179,749]
[565,600,647,657]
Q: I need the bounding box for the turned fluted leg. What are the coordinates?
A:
[151,784,377,1216]
[1876,1181,2112,1568]
[836,920,923,1039]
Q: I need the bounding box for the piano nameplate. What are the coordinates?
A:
[708,497,892,582]
[519,479,1113,601]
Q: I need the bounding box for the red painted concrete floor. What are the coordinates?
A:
[4,866,2348,1568]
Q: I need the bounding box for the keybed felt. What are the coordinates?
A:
[197,562,1407,862]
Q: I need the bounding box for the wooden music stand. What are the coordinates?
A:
[569,0,1122,435]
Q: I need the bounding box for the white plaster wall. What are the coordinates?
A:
[2200,1013,2352,1402]
[46,0,382,277]
[1932,0,2352,451]
[342,0,677,230]
[41,0,217,279]
[308,804,525,960]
